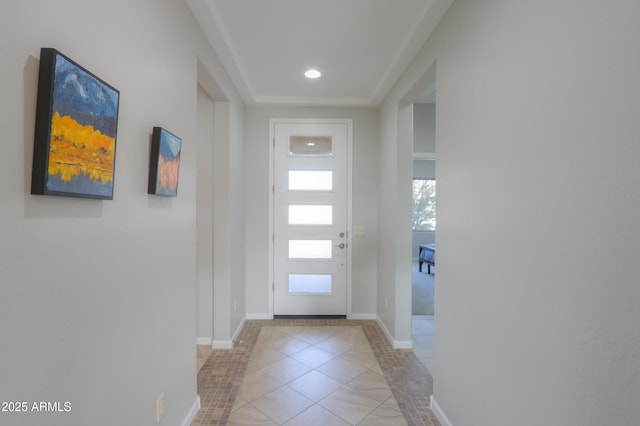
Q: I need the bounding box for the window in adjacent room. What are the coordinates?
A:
[412,179,436,231]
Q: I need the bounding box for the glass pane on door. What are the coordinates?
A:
[288,274,333,294]
[288,170,333,191]
[288,205,333,225]
[289,136,333,156]
[289,240,332,259]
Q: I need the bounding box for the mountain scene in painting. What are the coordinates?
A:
[46,54,119,197]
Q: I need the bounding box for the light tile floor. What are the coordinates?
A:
[229,326,404,425]
[193,319,438,426]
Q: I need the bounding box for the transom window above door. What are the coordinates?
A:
[289,136,333,156]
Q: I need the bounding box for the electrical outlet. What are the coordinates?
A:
[156,392,165,423]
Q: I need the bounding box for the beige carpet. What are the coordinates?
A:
[412,261,435,315]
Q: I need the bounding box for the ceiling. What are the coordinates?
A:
[186,0,452,107]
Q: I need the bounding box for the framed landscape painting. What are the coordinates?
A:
[31,48,120,199]
[148,127,182,197]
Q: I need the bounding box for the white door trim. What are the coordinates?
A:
[268,118,353,317]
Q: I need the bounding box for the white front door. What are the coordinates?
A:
[272,120,350,316]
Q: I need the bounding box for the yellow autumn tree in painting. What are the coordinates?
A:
[158,155,180,194]
[48,112,115,185]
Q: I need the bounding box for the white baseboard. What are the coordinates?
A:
[211,340,233,349]
[430,395,453,426]
[246,313,273,320]
[196,337,212,346]
[376,316,394,346]
[232,317,246,342]
[393,339,414,349]
[180,396,200,426]
[350,313,376,320]
[209,317,248,350]
[375,316,414,349]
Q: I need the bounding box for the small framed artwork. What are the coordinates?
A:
[148,127,182,197]
[31,48,120,199]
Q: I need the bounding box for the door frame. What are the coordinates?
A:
[268,118,353,318]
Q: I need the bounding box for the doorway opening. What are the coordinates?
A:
[403,65,436,373]
[412,157,435,372]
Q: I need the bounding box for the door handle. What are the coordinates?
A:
[334,243,346,249]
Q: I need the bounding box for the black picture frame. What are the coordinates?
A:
[31,48,120,199]
[148,127,182,197]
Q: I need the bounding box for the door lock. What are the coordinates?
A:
[335,243,346,249]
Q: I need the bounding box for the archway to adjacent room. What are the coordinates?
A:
[398,61,437,374]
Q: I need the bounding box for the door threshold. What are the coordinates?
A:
[274,315,347,319]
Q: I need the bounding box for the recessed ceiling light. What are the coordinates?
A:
[304,69,321,79]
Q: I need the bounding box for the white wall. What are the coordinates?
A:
[396,104,415,343]
[376,101,414,345]
[244,107,379,318]
[377,101,400,339]
[228,100,247,336]
[414,103,436,153]
[0,1,244,424]
[196,86,214,342]
[213,99,246,344]
[381,0,640,424]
